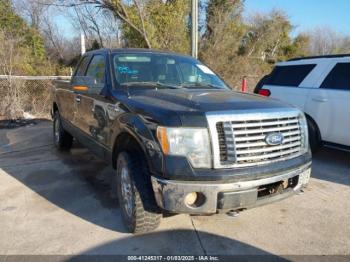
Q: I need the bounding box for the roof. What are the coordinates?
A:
[84,48,194,58]
[288,54,350,61]
[277,54,350,66]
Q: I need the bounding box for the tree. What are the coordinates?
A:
[199,0,247,88]
[100,0,190,52]
[307,26,350,55]
[41,14,66,62]
[0,0,46,73]
[283,33,310,59]
[65,3,119,48]
[239,10,293,62]
[52,0,190,52]
[13,0,54,30]
[203,0,244,39]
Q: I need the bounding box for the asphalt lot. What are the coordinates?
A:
[0,120,349,256]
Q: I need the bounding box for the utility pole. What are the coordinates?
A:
[191,0,198,59]
[81,33,86,55]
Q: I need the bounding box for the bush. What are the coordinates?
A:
[0,77,55,119]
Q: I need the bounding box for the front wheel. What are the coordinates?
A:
[115,151,161,233]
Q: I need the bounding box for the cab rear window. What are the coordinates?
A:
[265,64,316,87]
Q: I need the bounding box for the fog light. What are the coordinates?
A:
[185,192,198,206]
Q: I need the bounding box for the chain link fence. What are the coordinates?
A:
[0,75,71,120]
[0,74,262,120]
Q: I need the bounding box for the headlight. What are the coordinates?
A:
[299,113,309,154]
[157,127,211,168]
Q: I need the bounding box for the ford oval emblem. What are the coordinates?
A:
[265,133,284,146]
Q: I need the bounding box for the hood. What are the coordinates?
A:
[117,88,292,127]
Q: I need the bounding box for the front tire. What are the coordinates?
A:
[53,111,73,150]
[307,118,321,153]
[115,151,161,233]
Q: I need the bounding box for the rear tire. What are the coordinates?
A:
[115,151,161,234]
[307,118,321,153]
[53,111,73,150]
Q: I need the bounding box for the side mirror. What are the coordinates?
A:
[71,75,105,94]
[71,76,96,87]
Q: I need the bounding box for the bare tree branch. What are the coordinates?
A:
[42,0,151,48]
[101,1,152,48]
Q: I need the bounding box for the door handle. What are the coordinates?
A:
[75,95,81,103]
[312,97,328,102]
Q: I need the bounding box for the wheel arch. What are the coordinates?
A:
[52,102,59,118]
[304,113,322,142]
[112,131,150,171]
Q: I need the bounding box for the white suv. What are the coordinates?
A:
[254,54,350,152]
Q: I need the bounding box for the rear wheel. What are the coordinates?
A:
[53,111,73,150]
[115,151,161,233]
[307,117,321,153]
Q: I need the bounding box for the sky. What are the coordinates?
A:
[56,0,350,39]
[244,0,350,35]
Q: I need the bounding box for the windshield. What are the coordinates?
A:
[112,53,229,89]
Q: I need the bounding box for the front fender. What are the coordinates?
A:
[111,112,163,175]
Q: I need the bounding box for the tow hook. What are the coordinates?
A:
[226,210,240,217]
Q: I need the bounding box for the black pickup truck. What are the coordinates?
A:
[52,48,312,233]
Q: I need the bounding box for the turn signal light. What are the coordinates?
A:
[156,127,170,154]
[73,86,89,91]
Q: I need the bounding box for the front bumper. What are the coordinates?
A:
[151,162,311,214]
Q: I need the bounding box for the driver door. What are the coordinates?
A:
[75,54,112,150]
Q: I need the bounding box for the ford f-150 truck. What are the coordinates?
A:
[52,48,312,233]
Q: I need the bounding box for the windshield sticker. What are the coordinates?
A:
[188,75,197,82]
[196,64,215,75]
[167,59,175,64]
[117,66,138,75]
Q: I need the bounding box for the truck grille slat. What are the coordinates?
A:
[233,124,300,135]
[237,141,301,155]
[236,147,301,162]
[234,130,300,142]
[210,110,305,168]
[235,136,300,148]
[231,119,299,128]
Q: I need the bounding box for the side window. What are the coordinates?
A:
[265,64,316,87]
[85,55,106,85]
[320,63,350,90]
[75,56,91,76]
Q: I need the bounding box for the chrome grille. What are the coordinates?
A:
[207,109,306,168]
[216,122,236,163]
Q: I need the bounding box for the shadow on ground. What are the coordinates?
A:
[0,121,125,232]
[312,147,350,186]
[0,118,50,129]
[68,230,285,258]
[25,143,125,231]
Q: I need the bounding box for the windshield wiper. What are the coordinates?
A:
[181,82,222,89]
[155,81,183,89]
[121,81,183,89]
